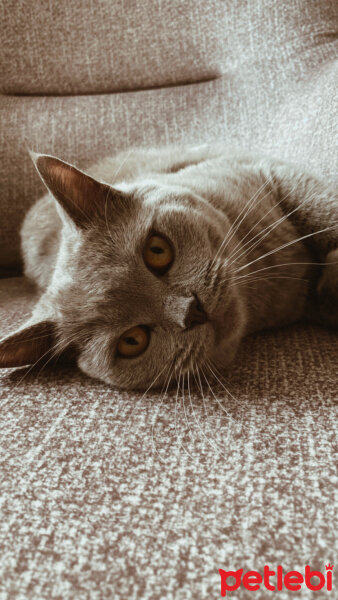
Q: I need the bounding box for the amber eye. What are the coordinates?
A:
[117,325,150,358]
[144,234,174,272]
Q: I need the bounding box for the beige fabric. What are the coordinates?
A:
[1,0,336,94]
[0,277,337,599]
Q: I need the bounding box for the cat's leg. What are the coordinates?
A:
[21,194,61,290]
[309,248,338,327]
[317,249,338,295]
[267,162,338,327]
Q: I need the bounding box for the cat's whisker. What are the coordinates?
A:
[220,167,301,266]
[206,362,235,394]
[211,170,306,278]
[104,187,114,245]
[188,366,221,454]
[173,366,182,457]
[229,180,317,267]
[234,224,338,275]
[124,359,173,435]
[200,363,238,424]
[206,361,247,422]
[210,175,273,267]
[29,328,88,381]
[120,360,173,462]
[231,275,298,287]
[192,362,208,417]
[112,148,133,182]
[217,178,279,263]
[228,176,302,264]
[150,362,175,463]
[207,360,254,425]
[204,361,251,430]
[229,274,309,289]
[172,367,194,460]
[228,256,338,290]
[232,259,334,281]
[181,372,196,456]
[33,338,72,379]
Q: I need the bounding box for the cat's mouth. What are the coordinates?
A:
[176,335,208,375]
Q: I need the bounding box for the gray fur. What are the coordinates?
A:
[1,145,337,389]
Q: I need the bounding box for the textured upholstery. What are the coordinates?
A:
[0,279,337,599]
[0,1,337,598]
[2,0,336,95]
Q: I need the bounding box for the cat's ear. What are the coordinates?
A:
[0,321,56,367]
[30,152,125,228]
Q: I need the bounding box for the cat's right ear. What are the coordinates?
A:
[29,151,127,228]
[0,321,56,367]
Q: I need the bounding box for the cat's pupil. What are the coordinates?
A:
[150,246,164,254]
[124,336,138,345]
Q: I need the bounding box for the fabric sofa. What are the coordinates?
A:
[0,1,337,598]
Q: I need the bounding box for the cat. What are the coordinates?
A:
[0,145,337,390]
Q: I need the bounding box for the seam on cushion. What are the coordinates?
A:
[0,75,222,98]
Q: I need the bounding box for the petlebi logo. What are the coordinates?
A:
[219,563,334,596]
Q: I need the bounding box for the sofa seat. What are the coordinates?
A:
[0,276,337,598]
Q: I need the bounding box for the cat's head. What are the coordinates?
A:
[0,154,246,389]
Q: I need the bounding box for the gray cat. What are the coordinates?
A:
[0,145,337,389]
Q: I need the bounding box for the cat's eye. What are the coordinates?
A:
[117,325,150,358]
[144,233,174,273]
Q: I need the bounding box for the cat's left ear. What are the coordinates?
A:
[0,320,56,367]
[30,152,127,228]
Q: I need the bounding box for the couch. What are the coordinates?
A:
[0,1,337,598]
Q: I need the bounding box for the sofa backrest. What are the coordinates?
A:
[1,0,336,95]
[0,0,337,273]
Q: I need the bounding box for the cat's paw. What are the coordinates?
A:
[317,249,338,295]
[315,249,338,328]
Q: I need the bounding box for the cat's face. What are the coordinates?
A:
[55,181,246,389]
[0,155,246,389]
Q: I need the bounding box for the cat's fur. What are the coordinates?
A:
[0,145,337,389]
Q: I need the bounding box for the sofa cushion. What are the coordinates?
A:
[0,276,337,598]
[1,0,337,94]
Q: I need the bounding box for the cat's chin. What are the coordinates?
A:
[208,292,247,370]
[209,339,241,372]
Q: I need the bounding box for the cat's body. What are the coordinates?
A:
[1,145,337,388]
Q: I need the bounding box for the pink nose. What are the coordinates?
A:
[184,295,208,329]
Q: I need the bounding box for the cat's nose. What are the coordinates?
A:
[184,294,208,330]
